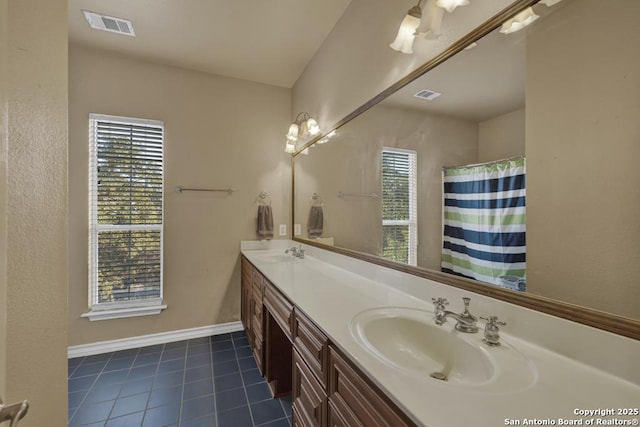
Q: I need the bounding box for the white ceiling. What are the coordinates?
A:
[382,27,527,122]
[68,0,352,88]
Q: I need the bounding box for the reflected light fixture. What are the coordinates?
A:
[416,0,444,40]
[284,112,320,153]
[389,0,423,54]
[435,0,470,13]
[499,7,539,34]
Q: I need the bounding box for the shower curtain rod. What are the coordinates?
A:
[442,155,525,170]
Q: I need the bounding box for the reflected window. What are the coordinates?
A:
[382,148,417,265]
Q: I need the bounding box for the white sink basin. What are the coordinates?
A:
[350,307,537,392]
[256,254,298,264]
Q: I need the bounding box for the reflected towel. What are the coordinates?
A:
[257,205,273,239]
[307,205,324,238]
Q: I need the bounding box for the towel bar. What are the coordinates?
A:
[337,191,378,199]
[175,186,235,194]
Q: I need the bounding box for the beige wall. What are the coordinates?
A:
[479,108,525,162]
[2,0,69,425]
[0,0,7,401]
[526,0,640,319]
[292,0,516,134]
[68,45,291,346]
[295,105,478,269]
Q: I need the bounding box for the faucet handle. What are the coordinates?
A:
[480,316,507,346]
[431,297,449,309]
[480,316,506,326]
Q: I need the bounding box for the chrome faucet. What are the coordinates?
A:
[285,244,305,259]
[432,297,479,333]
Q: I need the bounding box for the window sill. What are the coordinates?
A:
[82,303,167,321]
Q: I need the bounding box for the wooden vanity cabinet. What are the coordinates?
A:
[328,346,415,427]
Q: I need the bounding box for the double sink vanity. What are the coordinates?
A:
[240,240,640,427]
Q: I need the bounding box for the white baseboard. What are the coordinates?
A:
[68,321,244,359]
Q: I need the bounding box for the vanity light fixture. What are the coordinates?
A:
[499,7,539,34]
[390,0,471,54]
[389,0,423,54]
[435,0,470,14]
[284,112,321,153]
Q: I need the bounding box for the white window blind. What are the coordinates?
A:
[87,114,165,319]
[382,148,417,265]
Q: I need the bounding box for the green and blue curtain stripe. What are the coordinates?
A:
[441,157,526,287]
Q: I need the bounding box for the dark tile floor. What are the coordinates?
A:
[68,331,292,427]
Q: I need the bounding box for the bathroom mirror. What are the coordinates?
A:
[293,0,640,339]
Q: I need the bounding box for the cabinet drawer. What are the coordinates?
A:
[293,349,327,427]
[253,334,264,375]
[293,309,329,388]
[264,280,293,338]
[328,346,414,427]
[252,299,263,339]
[252,270,264,299]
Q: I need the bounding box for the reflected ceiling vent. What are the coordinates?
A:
[82,10,136,36]
[414,89,442,100]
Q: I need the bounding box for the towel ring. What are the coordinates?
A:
[256,191,272,206]
[311,193,323,206]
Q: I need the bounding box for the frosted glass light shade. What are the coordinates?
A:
[286,123,299,141]
[389,12,421,54]
[500,7,539,34]
[306,118,320,136]
[284,141,296,153]
[436,0,470,13]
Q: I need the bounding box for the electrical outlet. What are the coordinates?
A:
[294,224,301,236]
[279,224,287,236]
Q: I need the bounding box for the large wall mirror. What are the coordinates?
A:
[293,0,639,339]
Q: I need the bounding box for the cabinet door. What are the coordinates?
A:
[328,347,415,427]
[293,349,327,427]
[327,399,361,427]
[293,308,328,388]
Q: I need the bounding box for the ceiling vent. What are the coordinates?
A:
[413,89,442,101]
[82,10,135,36]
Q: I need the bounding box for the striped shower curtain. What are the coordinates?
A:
[441,157,526,288]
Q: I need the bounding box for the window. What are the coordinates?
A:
[84,114,166,321]
[382,148,417,265]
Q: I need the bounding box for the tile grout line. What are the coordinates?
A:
[234,332,259,426]
[104,346,143,423]
[209,336,218,427]
[134,343,163,426]
[69,350,119,425]
[177,341,189,426]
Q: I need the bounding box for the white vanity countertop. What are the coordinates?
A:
[241,242,640,427]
